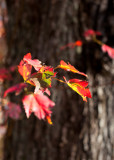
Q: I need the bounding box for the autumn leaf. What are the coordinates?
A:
[39,66,57,77]
[22,91,55,124]
[9,65,17,72]
[0,68,9,74]
[31,67,56,89]
[64,77,92,102]
[43,67,56,77]
[84,29,101,37]
[30,72,52,89]
[18,59,32,81]
[0,68,12,81]
[18,53,35,81]
[41,68,56,87]
[57,60,87,77]
[18,53,57,88]
[102,44,114,59]
[27,69,55,94]
[0,66,17,81]
[5,102,21,120]
[42,73,52,87]
[27,76,51,95]
[23,53,42,71]
[0,74,12,81]
[18,53,43,86]
[4,83,27,97]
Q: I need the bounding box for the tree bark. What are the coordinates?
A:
[4,0,114,160]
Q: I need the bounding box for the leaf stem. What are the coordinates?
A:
[54,66,59,70]
[52,77,66,84]
[92,37,103,46]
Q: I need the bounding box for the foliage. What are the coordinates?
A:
[1,28,114,124]
[1,52,91,124]
[61,29,114,59]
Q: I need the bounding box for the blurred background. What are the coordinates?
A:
[0,0,113,160]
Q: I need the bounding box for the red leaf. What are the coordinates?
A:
[18,53,43,83]
[5,102,21,120]
[102,44,114,59]
[58,60,87,77]
[22,91,55,123]
[18,60,32,81]
[84,29,101,37]
[23,53,42,71]
[64,77,92,102]
[9,65,17,72]
[0,68,12,81]
[0,74,12,81]
[4,83,27,97]
[0,68,8,74]
[18,53,32,80]
[0,66,17,81]
[24,53,32,59]
[69,79,89,88]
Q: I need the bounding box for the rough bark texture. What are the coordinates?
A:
[3,0,114,160]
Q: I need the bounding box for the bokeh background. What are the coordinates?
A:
[0,0,114,160]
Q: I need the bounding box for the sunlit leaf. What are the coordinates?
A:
[64,77,92,102]
[23,53,42,71]
[22,91,55,124]
[57,60,87,77]
[18,60,32,81]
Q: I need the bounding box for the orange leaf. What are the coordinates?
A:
[64,77,92,102]
[46,115,53,125]
[18,60,32,81]
[58,60,87,77]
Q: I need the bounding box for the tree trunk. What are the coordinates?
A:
[4,0,114,160]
